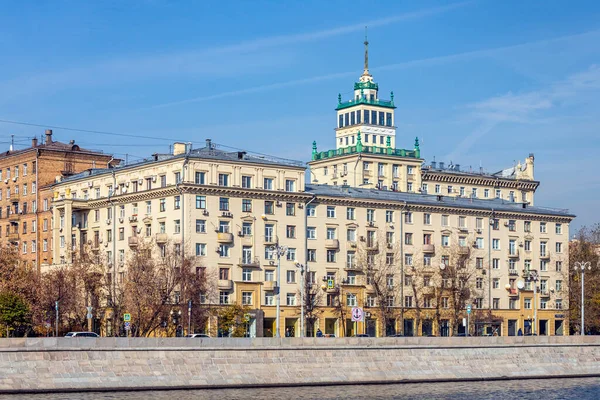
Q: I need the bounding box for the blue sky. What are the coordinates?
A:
[1,0,599,232]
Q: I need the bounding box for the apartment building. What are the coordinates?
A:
[0,129,117,270]
[50,138,573,337]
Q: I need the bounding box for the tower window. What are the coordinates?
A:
[364,110,370,124]
[344,113,349,126]
[370,94,374,101]
[357,110,361,124]
[379,111,385,125]
[350,112,355,125]
[345,137,349,145]
[371,110,377,125]
[386,113,392,127]
[365,134,369,143]
[339,115,343,128]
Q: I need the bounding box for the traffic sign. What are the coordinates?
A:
[124,322,131,330]
[351,307,364,322]
[466,305,472,314]
[123,313,131,322]
[327,279,334,289]
[86,313,93,319]
[86,306,93,313]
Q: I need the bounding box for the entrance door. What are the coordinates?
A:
[263,318,275,337]
[554,320,564,336]
[422,320,433,336]
[367,319,377,337]
[385,319,396,337]
[440,320,450,337]
[404,319,414,337]
[244,318,256,338]
[508,320,517,336]
[285,318,297,337]
[539,320,548,336]
[325,318,337,336]
[524,320,532,335]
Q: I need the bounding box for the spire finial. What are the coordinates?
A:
[363,26,369,75]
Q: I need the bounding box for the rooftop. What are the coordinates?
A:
[336,96,395,111]
[0,130,110,160]
[305,184,574,218]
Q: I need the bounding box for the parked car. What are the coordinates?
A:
[64,332,99,338]
[185,333,211,338]
[324,334,336,338]
[388,333,404,337]
[453,333,472,337]
[353,334,370,337]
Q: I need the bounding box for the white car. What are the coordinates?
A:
[65,332,100,337]
[185,333,210,338]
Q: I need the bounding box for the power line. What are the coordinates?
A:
[0,118,187,142]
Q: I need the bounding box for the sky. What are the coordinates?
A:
[0,0,599,232]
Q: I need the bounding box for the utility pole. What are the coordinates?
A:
[55,301,59,337]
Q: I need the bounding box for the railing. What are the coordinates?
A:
[239,256,260,267]
[217,279,233,290]
[155,233,168,243]
[312,145,419,161]
[7,233,19,242]
[422,244,435,253]
[217,232,234,243]
[128,237,139,247]
[336,97,394,110]
[325,239,340,249]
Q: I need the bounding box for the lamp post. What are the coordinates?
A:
[269,241,288,338]
[527,270,539,335]
[170,309,182,337]
[574,261,592,335]
[294,260,309,337]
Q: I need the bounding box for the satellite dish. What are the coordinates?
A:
[504,284,511,290]
[439,263,446,270]
[516,280,525,290]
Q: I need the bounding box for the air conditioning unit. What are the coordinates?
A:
[87,182,93,188]
[482,270,486,275]
[138,179,143,185]
[276,201,282,207]
[504,222,510,227]
[12,177,17,182]
[269,260,275,266]
[75,223,80,229]
[106,219,111,224]
[3,179,7,184]
[152,176,157,182]
[104,242,109,247]
[350,242,357,248]
[298,203,304,209]
[118,218,124,223]
[322,276,328,282]
[368,221,375,227]
[359,236,365,242]
[125,182,129,187]
[476,229,482,234]
[202,210,209,216]
[122,188,127,193]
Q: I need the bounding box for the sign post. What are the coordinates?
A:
[351,307,363,337]
[123,313,131,337]
[55,301,59,337]
[466,304,472,336]
[86,306,93,332]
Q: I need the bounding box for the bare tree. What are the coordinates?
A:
[296,274,325,336]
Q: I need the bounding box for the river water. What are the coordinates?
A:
[0,378,598,399]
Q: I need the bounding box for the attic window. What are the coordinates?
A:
[71,145,80,151]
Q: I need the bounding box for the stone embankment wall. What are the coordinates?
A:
[0,336,599,393]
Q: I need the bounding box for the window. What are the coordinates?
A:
[556,242,562,253]
[524,298,532,309]
[195,219,206,233]
[241,292,253,305]
[524,240,531,252]
[492,259,500,269]
[174,196,181,210]
[326,227,336,240]
[441,215,449,226]
[344,207,356,220]
[556,300,563,310]
[556,261,563,272]
[404,212,413,224]
[286,202,295,216]
[263,178,274,190]
[493,298,500,309]
[195,243,206,256]
[193,196,206,210]
[326,250,336,263]
[484,189,489,198]
[524,221,531,232]
[441,235,449,247]
[458,216,467,229]
[174,220,181,234]
[555,223,562,234]
[242,268,252,282]
[476,237,484,249]
[540,260,548,271]
[307,227,316,240]
[404,233,413,245]
[286,293,296,306]
[508,220,516,231]
[347,228,356,242]
[265,291,274,306]
[287,248,296,261]
[195,171,206,184]
[540,241,547,257]
[241,175,252,189]
[219,292,230,305]
[219,221,230,233]
[404,296,413,308]
[285,179,296,192]
[366,209,375,222]
[218,174,229,187]
[159,198,166,212]
[307,204,316,217]
[219,244,230,257]
[423,213,431,225]
[242,199,252,213]
[264,201,274,215]
[495,189,501,199]
[219,197,229,211]
[346,293,357,307]
[242,222,252,236]
[421,183,428,194]
[407,182,413,192]
[540,222,547,233]
[323,206,335,219]
[307,249,316,262]
[284,225,295,238]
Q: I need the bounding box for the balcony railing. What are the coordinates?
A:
[217,279,233,290]
[128,237,139,247]
[155,233,168,243]
[325,239,340,249]
[264,235,276,245]
[509,269,519,276]
[312,145,419,162]
[263,281,276,291]
[336,96,394,110]
[217,232,234,243]
[345,262,358,270]
[239,256,260,267]
[7,233,19,242]
[422,244,435,253]
[508,249,520,258]
[8,213,20,222]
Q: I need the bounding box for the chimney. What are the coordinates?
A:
[173,142,186,156]
[439,162,445,170]
[431,161,437,169]
[45,129,53,144]
[455,164,460,172]
[69,140,75,145]
[32,137,38,147]
[206,138,212,149]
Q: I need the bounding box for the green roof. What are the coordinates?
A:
[336,97,395,111]
[354,81,379,91]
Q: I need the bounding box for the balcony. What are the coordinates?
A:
[508,288,519,297]
[540,253,550,259]
[509,269,519,276]
[8,213,20,222]
[347,241,357,249]
[7,233,19,242]
[217,232,234,243]
[508,249,520,258]
[263,281,276,291]
[325,239,339,249]
[326,284,340,293]
[458,247,470,255]
[540,290,550,298]
[10,194,20,202]
[155,233,168,243]
[240,234,253,246]
[344,262,358,271]
[239,256,260,268]
[128,237,139,247]
[422,244,435,253]
[217,279,233,290]
[422,286,435,295]
[264,235,276,245]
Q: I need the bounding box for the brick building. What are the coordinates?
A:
[0,129,117,271]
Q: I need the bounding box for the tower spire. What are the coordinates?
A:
[363,26,370,76]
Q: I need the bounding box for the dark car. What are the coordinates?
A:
[388,333,404,337]
[453,333,472,337]
[353,334,370,337]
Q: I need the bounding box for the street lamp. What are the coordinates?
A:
[573,261,592,335]
[170,309,182,337]
[526,270,539,335]
[294,260,309,337]
[269,241,288,338]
